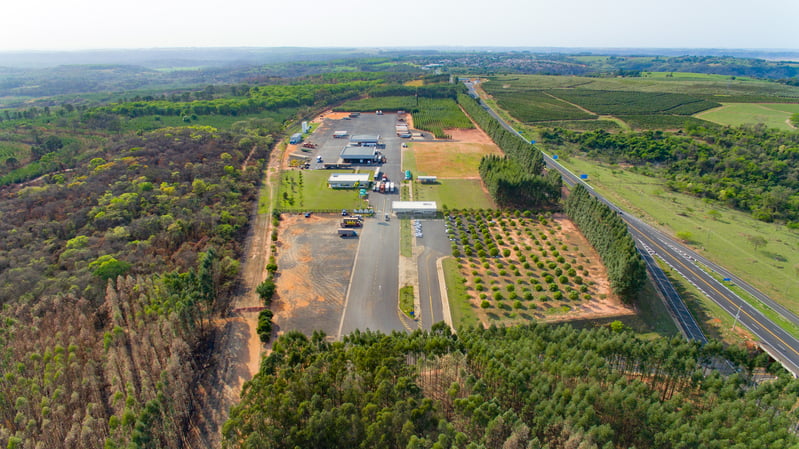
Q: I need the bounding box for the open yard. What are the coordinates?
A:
[277,169,372,212]
[696,103,799,130]
[444,210,634,328]
[271,214,359,337]
[405,141,502,178]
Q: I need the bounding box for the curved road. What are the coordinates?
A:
[465,79,799,375]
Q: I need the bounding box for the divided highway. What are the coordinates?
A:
[464,79,799,376]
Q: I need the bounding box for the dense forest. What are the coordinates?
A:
[543,124,799,223]
[224,324,798,449]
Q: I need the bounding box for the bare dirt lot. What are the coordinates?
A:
[271,214,359,337]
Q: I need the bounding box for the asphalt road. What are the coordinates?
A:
[337,215,405,337]
[465,79,799,375]
[334,113,412,337]
[415,219,450,330]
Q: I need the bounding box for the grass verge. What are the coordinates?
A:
[399,285,414,318]
[400,219,412,258]
[442,257,479,329]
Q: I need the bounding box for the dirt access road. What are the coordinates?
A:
[188,143,281,447]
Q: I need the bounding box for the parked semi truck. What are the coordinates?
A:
[338,228,357,237]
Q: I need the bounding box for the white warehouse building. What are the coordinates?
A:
[328,173,371,189]
[391,201,438,217]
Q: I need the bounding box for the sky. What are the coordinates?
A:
[1,0,797,51]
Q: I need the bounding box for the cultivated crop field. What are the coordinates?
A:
[484,74,799,100]
[485,89,596,122]
[445,210,629,327]
[412,98,474,138]
[545,89,720,116]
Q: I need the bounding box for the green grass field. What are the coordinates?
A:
[414,179,495,210]
[277,170,371,212]
[696,103,799,130]
[442,257,480,329]
[553,154,799,317]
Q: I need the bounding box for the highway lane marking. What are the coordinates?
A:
[637,228,799,360]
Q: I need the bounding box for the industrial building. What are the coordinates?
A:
[350,135,381,146]
[391,201,438,217]
[340,145,381,164]
[328,173,371,189]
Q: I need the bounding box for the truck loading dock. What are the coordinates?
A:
[339,146,381,164]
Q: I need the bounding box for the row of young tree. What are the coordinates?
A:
[458,94,560,209]
[223,323,798,449]
[542,124,799,223]
[563,184,646,302]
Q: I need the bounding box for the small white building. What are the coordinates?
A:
[328,173,371,189]
[333,130,348,138]
[392,201,438,217]
[418,176,437,184]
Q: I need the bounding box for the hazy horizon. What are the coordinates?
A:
[1,0,796,52]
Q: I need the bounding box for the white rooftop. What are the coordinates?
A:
[392,201,438,210]
[328,173,371,182]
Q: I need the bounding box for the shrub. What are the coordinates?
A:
[257,278,277,304]
[568,291,580,300]
[553,291,563,300]
[559,275,569,284]
[513,300,522,309]
[548,283,559,292]
[480,300,491,308]
[493,292,503,300]
[256,309,274,343]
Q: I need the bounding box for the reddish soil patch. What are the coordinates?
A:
[444,127,494,145]
[271,214,358,338]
